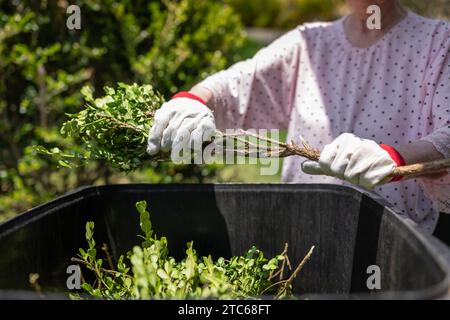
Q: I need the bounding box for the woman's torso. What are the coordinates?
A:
[282,11,450,232]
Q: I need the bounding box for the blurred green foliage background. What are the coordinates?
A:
[0,0,243,221]
[0,0,449,222]
[226,0,344,29]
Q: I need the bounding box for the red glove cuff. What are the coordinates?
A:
[172,91,206,105]
[380,144,406,182]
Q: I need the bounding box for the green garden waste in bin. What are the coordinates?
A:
[0,184,449,299]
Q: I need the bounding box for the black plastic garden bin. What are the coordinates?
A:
[0,184,449,299]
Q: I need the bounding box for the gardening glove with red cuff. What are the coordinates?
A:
[147,92,216,157]
[301,133,405,189]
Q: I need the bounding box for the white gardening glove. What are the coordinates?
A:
[147,93,216,159]
[302,133,403,189]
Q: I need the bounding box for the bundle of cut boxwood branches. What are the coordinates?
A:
[37,83,450,179]
[70,200,314,300]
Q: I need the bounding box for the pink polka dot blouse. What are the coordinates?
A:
[199,11,450,233]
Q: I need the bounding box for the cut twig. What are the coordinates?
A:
[260,279,289,296]
[220,130,321,160]
[392,158,450,179]
[275,246,315,299]
[29,273,45,298]
[97,112,144,134]
[71,257,131,278]
[269,243,289,282]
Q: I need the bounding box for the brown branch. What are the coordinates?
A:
[276,246,315,299]
[218,130,450,179]
[97,112,144,133]
[261,245,315,297]
[71,257,131,278]
[392,158,450,179]
[260,279,289,296]
[220,131,320,160]
[144,110,155,118]
[29,273,45,298]
[269,243,289,282]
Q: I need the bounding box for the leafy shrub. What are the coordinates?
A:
[0,0,244,220]
[47,83,165,172]
[71,201,313,299]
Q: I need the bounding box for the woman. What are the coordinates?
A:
[147,0,450,236]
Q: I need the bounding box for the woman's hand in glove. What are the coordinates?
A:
[301,133,405,189]
[147,92,216,158]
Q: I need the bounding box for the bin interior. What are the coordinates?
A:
[0,184,449,299]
